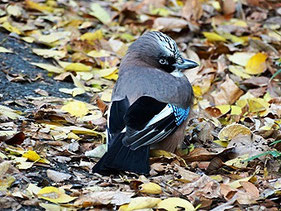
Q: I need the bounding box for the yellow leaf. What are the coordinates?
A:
[15,157,34,169]
[2,22,21,34]
[0,46,13,53]
[25,0,54,13]
[203,32,226,42]
[39,203,64,211]
[139,182,162,194]
[64,63,92,72]
[87,49,110,58]
[216,105,231,115]
[22,150,40,162]
[263,92,272,102]
[248,98,269,113]
[0,105,22,120]
[26,183,41,196]
[0,161,11,177]
[80,30,103,43]
[100,89,112,102]
[90,3,111,25]
[61,101,89,118]
[150,7,170,16]
[37,187,77,204]
[192,85,202,97]
[0,152,7,159]
[227,52,255,66]
[67,132,80,140]
[230,19,248,27]
[22,150,50,164]
[7,5,23,17]
[37,32,70,44]
[59,88,85,97]
[210,175,223,182]
[125,197,161,211]
[228,65,251,79]
[31,63,64,74]
[32,49,66,59]
[245,53,267,75]
[229,176,252,189]
[103,69,119,81]
[150,149,173,158]
[21,37,35,43]
[218,124,251,141]
[225,154,249,168]
[221,33,245,44]
[213,140,229,147]
[157,198,195,211]
[0,175,15,191]
[230,105,242,115]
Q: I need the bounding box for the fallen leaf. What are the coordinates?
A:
[157,198,195,211]
[139,182,162,194]
[32,49,66,59]
[0,46,13,53]
[211,75,244,105]
[46,170,71,183]
[125,197,161,211]
[90,3,111,25]
[64,63,92,72]
[218,124,252,141]
[37,187,77,204]
[31,63,64,74]
[227,52,255,66]
[203,32,227,42]
[245,53,267,75]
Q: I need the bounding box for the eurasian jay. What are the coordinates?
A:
[92,31,198,175]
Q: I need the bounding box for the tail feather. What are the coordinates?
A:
[92,133,150,175]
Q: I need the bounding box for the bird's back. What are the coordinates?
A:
[112,65,193,109]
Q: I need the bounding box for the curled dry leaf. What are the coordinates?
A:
[218,124,252,141]
[139,182,162,194]
[211,75,244,105]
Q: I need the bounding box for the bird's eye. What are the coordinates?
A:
[159,58,168,65]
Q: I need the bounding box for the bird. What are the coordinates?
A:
[92,31,199,175]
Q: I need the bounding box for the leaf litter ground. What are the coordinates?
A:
[0,0,281,210]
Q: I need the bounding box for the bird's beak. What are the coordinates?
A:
[173,58,199,70]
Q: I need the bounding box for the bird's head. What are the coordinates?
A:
[125,31,199,76]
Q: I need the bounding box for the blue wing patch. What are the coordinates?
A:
[168,105,190,126]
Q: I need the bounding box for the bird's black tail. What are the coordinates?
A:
[92,133,150,175]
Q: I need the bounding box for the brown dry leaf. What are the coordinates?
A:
[228,134,271,160]
[46,170,71,183]
[175,165,201,182]
[75,191,134,207]
[218,124,251,141]
[179,175,221,200]
[240,181,259,199]
[211,75,244,105]
[222,0,236,15]
[153,17,189,32]
[181,0,203,22]
[183,148,216,162]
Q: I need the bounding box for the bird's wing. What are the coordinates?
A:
[107,97,129,145]
[121,96,190,150]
